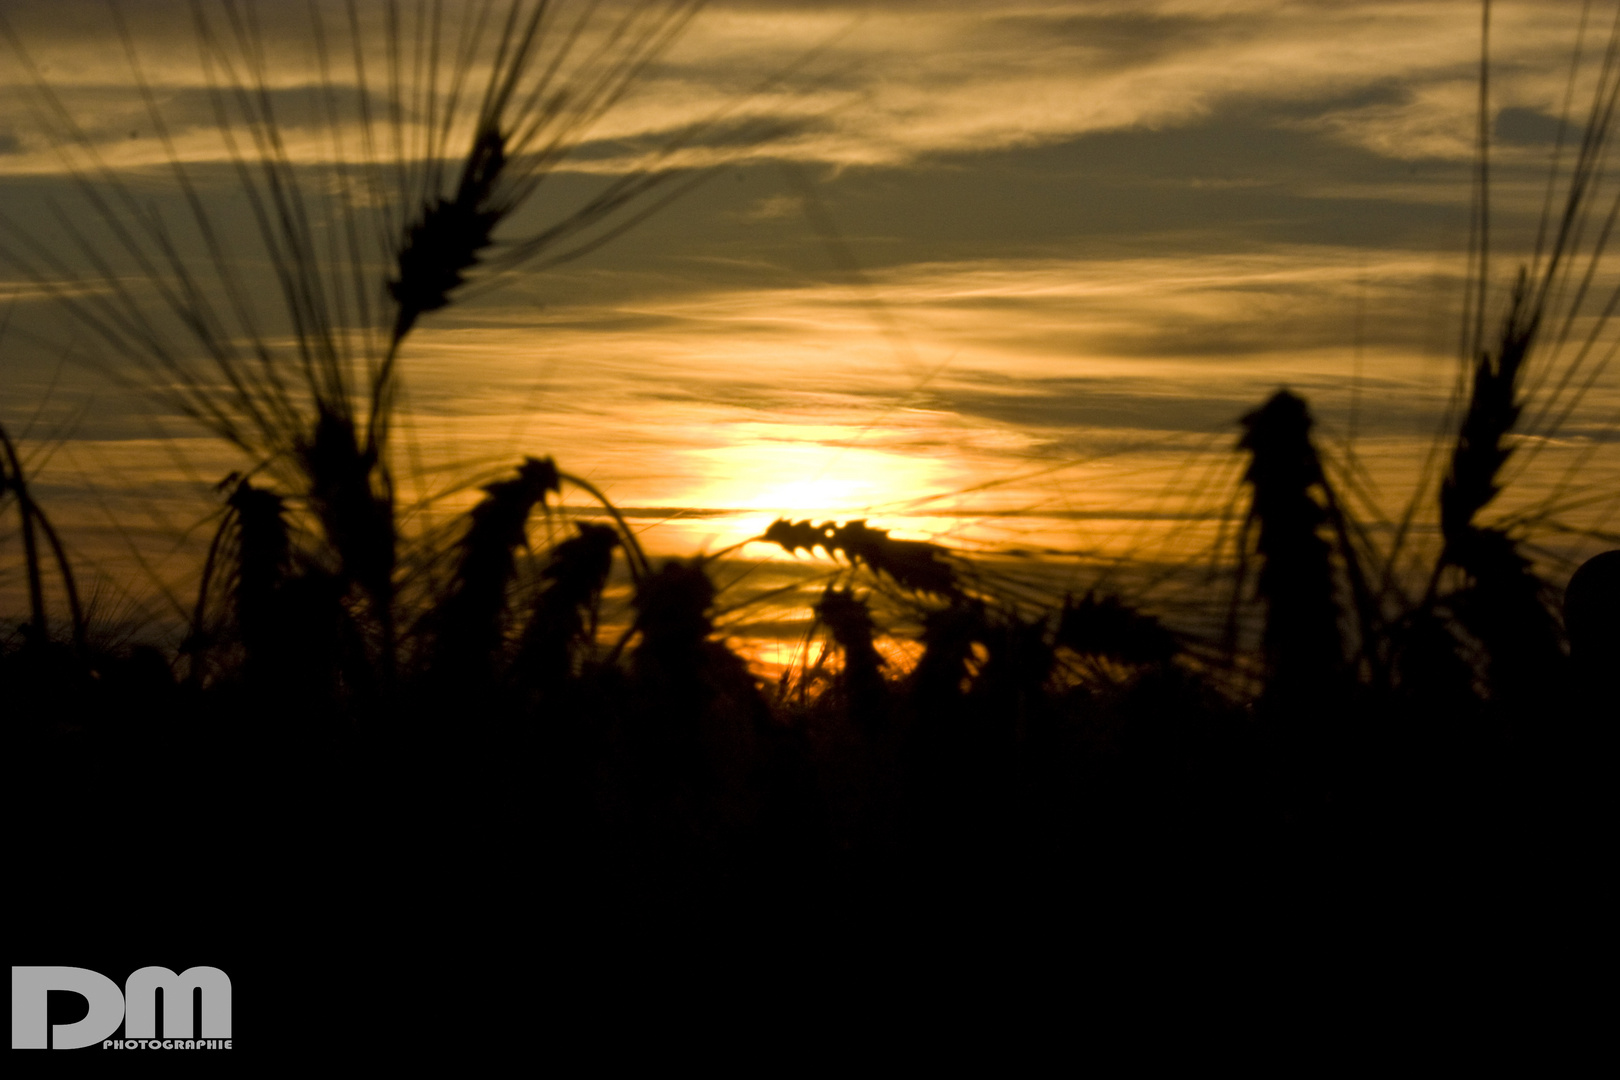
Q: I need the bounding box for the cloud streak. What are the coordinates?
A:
[1,1,1601,175]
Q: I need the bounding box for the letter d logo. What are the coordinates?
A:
[11,967,125,1049]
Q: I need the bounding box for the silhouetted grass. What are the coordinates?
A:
[4,3,1618,1013]
[1,420,83,648]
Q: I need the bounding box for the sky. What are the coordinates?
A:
[2,0,1617,645]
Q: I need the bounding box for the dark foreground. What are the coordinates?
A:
[7,593,1610,1057]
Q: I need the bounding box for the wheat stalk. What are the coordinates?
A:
[1235,389,1348,702]
[762,518,960,599]
[0,421,85,650]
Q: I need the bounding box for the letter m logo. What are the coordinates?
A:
[123,967,232,1039]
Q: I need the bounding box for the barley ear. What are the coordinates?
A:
[1237,389,1346,703]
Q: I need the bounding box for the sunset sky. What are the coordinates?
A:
[2,0,1617,640]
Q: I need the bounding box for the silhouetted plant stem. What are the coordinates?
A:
[1,421,83,650]
[1236,390,1347,703]
[301,407,397,666]
[228,478,291,676]
[432,456,559,680]
[1,423,48,638]
[558,471,649,581]
[1319,481,1387,686]
[1430,272,1567,706]
[1436,272,1538,593]
[27,503,85,654]
[516,521,619,689]
[763,518,958,597]
[814,586,887,726]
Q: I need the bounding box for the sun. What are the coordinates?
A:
[688,439,948,519]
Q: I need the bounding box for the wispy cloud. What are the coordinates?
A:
[1,1,1600,175]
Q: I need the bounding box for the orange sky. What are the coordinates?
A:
[2,0,1617,641]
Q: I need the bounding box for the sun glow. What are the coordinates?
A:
[687,439,949,520]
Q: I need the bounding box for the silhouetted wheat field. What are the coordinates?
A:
[4,1,1618,1025]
